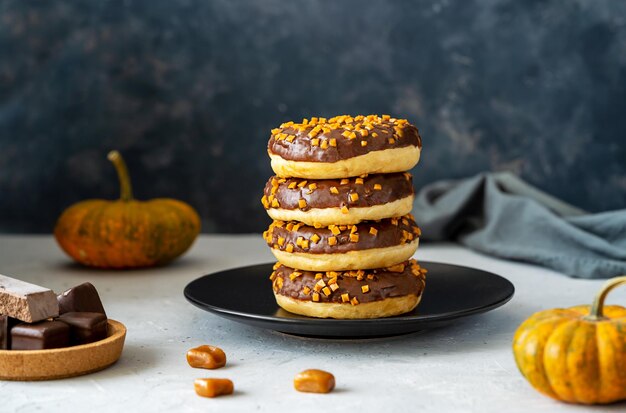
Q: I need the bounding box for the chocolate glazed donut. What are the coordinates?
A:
[261,173,415,226]
[268,115,422,179]
[270,260,428,319]
[263,215,421,271]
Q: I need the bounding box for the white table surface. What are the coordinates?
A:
[0,234,625,413]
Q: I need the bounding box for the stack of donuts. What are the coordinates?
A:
[262,115,427,319]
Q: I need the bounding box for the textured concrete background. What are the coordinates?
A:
[1,0,625,233]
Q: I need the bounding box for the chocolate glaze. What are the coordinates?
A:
[263,215,420,254]
[271,260,427,304]
[262,173,414,211]
[268,118,421,163]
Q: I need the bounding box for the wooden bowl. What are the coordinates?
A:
[0,319,126,381]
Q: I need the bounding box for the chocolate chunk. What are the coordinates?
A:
[0,315,8,349]
[11,320,70,350]
[1,315,18,350]
[57,312,108,345]
[0,274,59,322]
[57,282,106,316]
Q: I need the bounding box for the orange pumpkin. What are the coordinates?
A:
[513,276,626,404]
[54,151,201,268]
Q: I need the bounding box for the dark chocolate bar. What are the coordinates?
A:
[0,274,59,322]
[57,312,108,345]
[58,282,106,316]
[11,320,70,350]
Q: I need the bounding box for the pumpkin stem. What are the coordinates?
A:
[107,150,134,201]
[587,275,626,320]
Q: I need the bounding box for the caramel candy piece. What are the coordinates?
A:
[0,274,59,322]
[187,345,226,369]
[194,378,234,398]
[294,369,335,393]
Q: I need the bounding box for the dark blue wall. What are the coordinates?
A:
[1,0,625,233]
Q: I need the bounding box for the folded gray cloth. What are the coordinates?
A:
[413,172,626,278]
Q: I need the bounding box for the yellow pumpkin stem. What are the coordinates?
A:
[107,150,134,201]
[587,275,626,320]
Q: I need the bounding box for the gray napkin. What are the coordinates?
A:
[413,172,626,279]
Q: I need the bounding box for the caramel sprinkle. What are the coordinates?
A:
[388,264,405,273]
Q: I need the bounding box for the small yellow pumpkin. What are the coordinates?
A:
[55,151,201,268]
[513,276,626,404]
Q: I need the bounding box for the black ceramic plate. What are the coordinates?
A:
[184,261,514,338]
